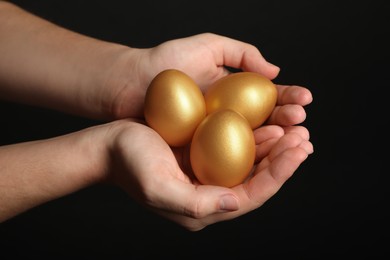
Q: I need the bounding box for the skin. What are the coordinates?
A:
[0,1,313,231]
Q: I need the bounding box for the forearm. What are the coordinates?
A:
[0,1,139,120]
[0,123,111,222]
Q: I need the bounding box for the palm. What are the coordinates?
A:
[112,121,192,201]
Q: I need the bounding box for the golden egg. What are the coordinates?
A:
[190,109,256,187]
[144,69,206,147]
[204,72,277,129]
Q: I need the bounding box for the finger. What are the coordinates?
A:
[255,138,280,163]
[215,141,311,222]
[208,34,280,79]
[267,104,307,126]
[253,125,284,163]
[200,142,310,220]
[283,125,310,141]
[298,140,314,155]
[148,187,243,231]
[234,133,310,211]
[282,127,313,154]
[151,208,209,231]
[256,132,310,172]
[253,125,284,144]
[255,127,313,165]
[276,85,313,106]
[267,132,308,161]
[148,178,240,219]
[244,146,309,206]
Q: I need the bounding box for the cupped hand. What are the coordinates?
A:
[136,32,280,91]
[111,32,292,119]
[108,81,313,231]
[108,119,312,231]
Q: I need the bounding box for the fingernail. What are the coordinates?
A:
[219,194,239,212]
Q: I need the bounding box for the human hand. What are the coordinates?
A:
[110,32,312,121]
[135,32,280,91]
[108,118,312,231]
[108,75,313,231]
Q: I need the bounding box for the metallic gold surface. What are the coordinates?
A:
[144,69,206,147]
[205,72,277,129]
[190,109,256,187]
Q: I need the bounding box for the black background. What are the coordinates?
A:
[1,0,389,258]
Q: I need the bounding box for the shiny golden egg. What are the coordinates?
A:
[144,69,206,147]
[204,72,277,129]
[190,109,256,187]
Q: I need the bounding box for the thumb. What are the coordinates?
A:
[151,179,240,218]
[220,36,280,79]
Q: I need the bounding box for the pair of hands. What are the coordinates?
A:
[104,33,313,231]
[0,3,312,230]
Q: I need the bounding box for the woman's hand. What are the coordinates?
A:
[107,63,313,231]
[108,119,312,231]
[108,33,286,119]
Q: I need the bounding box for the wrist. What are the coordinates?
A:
[97,119,147,187]
[100,47,150,120]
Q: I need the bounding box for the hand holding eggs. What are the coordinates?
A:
[144,69,277,187]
